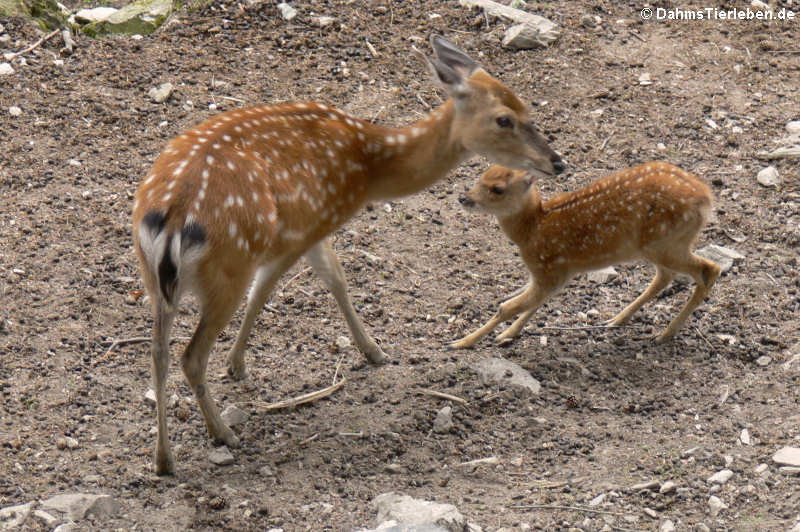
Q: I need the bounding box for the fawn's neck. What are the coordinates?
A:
[361,100,469,201]
[496,191,543,246]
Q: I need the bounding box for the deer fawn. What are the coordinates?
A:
[133,36,564,474]
[450,163,720,349]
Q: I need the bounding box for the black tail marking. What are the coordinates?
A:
[158,234,178,304]
[143,210,166,233]
[180,222,206,250]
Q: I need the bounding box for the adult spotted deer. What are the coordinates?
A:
[133,36,564,474]
[450,163,719,349]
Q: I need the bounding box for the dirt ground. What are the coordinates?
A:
[1,0,799,530]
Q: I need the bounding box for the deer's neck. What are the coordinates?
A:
[361,101,469,201]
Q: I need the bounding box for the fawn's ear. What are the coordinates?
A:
[425,35,481,98]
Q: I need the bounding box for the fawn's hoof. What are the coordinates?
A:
[448,339,473,350]
[227,363,248,381]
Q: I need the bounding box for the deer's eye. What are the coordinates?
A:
[495,115,514,128]
[490,185,505,195]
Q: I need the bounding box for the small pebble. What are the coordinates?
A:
[9,106,22,116]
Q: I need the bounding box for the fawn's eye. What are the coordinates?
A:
[490,185,505,195]
[495,115,514,129]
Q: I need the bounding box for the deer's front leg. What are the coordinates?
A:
[306,239,387,365]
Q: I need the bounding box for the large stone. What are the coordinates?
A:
[41,493,121,521]
[81,0,173,37]
[73,6,117,23]
[459,0,558,46]
[756,166,781,187]
[695,244,744,273]
[0,502,34,530]
[220,404,249,427]
[373,493,465,532]
[0,0,68,29]
[432,406,453,434]
[773,446,800,467]
[587,266,618,284]
[474,357,540,395]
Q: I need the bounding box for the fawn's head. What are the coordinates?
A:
[459,165,538,217]
[426,36,565,178]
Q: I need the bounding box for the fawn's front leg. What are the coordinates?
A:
[450,280,556,349]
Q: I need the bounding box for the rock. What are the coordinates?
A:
[708,495,726,517]
[580,14,598,27]
[659,481,676,494]
[754,463,768,475]
[41,493,121,521]
[148,83,173,104]
[638,72,653,85]
[695,244,744,273]
[755,355,772,367]
[373,492,465,532]
[779,466,800,476]
[221,405,249,427]
[53,523,76,532]
[312,15,335,27]
[0,62,13,75]
[502,23,549,50]
[335,335,351,349]
[0,502,33,529]
[473,357,540,395]
[587,266,617,283]
[433,406,453,434]
[643,507,658,518]
[73,6,118,23]
[707,469,733,485]
[631,479,660,491]
[459,0,559,46]
[660,520,675,532]
[764,144,800,160]
[277,2,297,21]
[33,509,58,526]
[81,0,174,37]
[8,106,21,116]
[787,121,800,134]
[144,388,157,406]
[209,446,235,466]
[751,0,770,9]
[740,428,752,445]
[588,493,606,506]
[773,446,800,467]
[756,166,781,187]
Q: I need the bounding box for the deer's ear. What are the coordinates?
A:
[431,35,479,78]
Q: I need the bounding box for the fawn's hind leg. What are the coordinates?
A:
[608,266,675,327]
[655,253,719,342]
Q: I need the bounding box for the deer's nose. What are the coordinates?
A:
[552,156,566,175]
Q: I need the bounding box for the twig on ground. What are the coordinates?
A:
[416,389,468,405]
[298,433,319,447]
[98,335,191,362]
[599,133,615,151]
[540,324,638,331]
[695,327,713,349]
[243,378,346,411]
[365,39,379,58]
[508,504,629,517]
[7,29,60,61]
[332,352,345,385]
[281,266,312,293]
[458,456,498,467]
